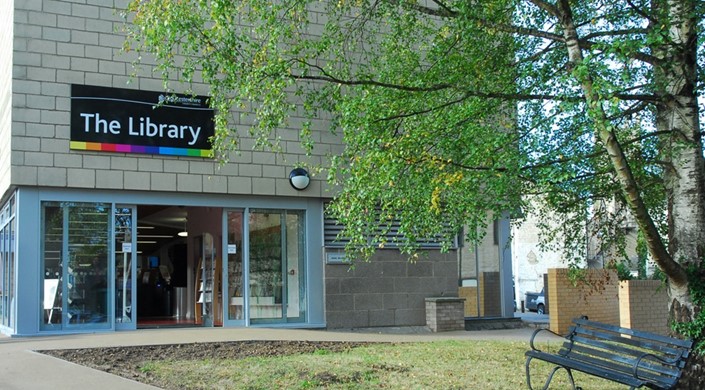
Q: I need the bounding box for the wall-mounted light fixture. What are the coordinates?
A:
[289,167,310,190]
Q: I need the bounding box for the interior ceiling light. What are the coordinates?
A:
[177,216,188,237]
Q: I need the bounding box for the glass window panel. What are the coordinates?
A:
[285,211,305,320]
[66,204,110,325]
[1,228,5,327]
[8,217,14,329]
[227,211,244,321]
[0,226,5,327]
[41,202,111,330]
[115,207,133,324]
[249,211,283,321]
[249,210,306,324]
[42,203,63,328]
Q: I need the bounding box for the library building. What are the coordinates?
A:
[0,0,514,336]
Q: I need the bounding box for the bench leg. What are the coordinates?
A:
[525,356,580,390]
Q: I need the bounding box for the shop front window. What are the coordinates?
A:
[0,195,16,329]
[41,202,111,330]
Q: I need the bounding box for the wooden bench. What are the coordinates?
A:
[525,317,693,390]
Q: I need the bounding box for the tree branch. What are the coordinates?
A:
[582,28,650,40]
[528,0,562,18]
[388,0,457,18]
[373,92,473,122]
[430,0,456,16]
[291,62,660,102]
[626,0,657,23]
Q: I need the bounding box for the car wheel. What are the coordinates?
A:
[537,304,545,315]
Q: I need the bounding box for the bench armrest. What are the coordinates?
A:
[633,352,678,380]
[529,327,565,352]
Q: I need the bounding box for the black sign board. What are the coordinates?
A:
[70,84,214,157]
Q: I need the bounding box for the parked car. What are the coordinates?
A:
[525,289,546,314]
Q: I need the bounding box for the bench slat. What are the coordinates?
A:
[574,318,693,349]
[563,346,679,385]
[526,350,647,387]
[573,326,688,359]
[569,335,685,374]
[566,343,681,379]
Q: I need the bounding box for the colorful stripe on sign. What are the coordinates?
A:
[70,141,213,158]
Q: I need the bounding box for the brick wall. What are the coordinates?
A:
[10,0,339,198]
[619,279,669,335]
[458,286,478,316]
[324,249,458,328]
[547,268,620,335]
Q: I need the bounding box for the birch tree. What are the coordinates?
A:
[124,0,704,385]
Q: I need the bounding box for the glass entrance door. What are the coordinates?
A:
[114,206,136,330]
[224,210,244,325]
[248,210,306,324]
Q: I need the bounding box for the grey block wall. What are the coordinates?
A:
[7,0,342,200]
[324,250,459,328]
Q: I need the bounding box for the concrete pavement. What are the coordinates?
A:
[0,317,554,390]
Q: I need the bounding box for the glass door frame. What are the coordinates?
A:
[222,208,246,327]
[40,202,113,331]
[114,204,137,331]
[221,207,307,327]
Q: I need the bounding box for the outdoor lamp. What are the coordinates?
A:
[289,168,310,190]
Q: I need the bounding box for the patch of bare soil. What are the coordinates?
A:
[39,340,368,389]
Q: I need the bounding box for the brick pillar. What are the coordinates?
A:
[619,280,669,335]
[425,297,466,332]
[548,268,620,335]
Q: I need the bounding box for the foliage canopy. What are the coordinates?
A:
[124,0,704,272]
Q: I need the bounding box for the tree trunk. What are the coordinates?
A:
[554,0,703,384]
[654,0,704,387]
[553,0,686,284]
[656,0,705,268]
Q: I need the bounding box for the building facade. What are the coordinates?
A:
[0,0,513,336]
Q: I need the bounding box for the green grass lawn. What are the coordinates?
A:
[139,340,626,389]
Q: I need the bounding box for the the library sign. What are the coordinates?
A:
[70,85,214,157]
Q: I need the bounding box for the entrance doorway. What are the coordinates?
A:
[106,205,307,328]
[135,205,194,328]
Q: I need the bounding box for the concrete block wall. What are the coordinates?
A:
[548,268,620,335]
[10,0,341,199]
[324,249,458,328]
[425,297,465,332]
[457,272,502,317]
[619,279,669,335]
[479,272,501,317]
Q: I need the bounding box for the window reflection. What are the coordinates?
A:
[41,202,110,329]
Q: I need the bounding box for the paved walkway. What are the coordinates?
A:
[0,317,553,390]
